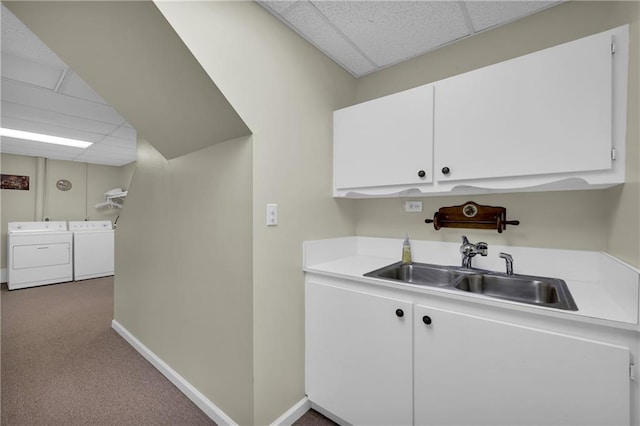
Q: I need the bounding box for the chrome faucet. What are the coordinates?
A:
[460,235,488,269]
[499,252,514,275]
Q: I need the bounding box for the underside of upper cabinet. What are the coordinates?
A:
[333,25,629,198]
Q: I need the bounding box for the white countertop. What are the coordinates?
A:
[303,237,640,330]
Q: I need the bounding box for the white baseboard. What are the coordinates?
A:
[271,397,311,426]
[1,268,6,284]
[111,319,237,426]
[310,401,347,425]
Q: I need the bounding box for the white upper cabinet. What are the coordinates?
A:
[333,84,434,192]
[333,25,629,198]
[434,29,613,182]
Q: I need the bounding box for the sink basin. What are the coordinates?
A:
[364,262,462,287]
[454,273,578,310]
[364,262,578,311]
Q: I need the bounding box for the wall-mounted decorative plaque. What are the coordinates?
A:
[1,174,29,190]
[56,179,72,191]
[425,201,520,234]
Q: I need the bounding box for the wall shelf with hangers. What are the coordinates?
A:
[95,188,127,209]
[424,201,519,233]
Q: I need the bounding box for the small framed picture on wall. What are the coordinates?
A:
[1,174,30,190]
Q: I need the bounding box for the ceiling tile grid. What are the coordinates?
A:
[1,52,66,91]
[283,1,376,76]
[2,80,126,127]
[1,101,122,135]
[1,115,110,143]
[464,1,558,32]
[2,1,562,166]
[311,1,471,67]
[259,1,562,77]
[0,4,67,68]
[1,3,137,166]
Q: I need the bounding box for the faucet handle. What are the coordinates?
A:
[499,252,514,275]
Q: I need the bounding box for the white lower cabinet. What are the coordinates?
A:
[305,281,413,425]
[306,277,634,425]
[414,304,630,426]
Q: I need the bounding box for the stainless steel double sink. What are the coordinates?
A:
[364,262,578,311]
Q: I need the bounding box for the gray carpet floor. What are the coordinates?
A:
[1,278,215,425]
[1,277,334,426]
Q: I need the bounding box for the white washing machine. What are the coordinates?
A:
[68,221,114,281]
[7,221,73,290]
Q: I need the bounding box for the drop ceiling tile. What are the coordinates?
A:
[109,125,137,141]
[58,71,108,104]
[74,149,136,166]
[311,1,470,68]
[283,1,375,76]
[82,143,136,156]
[1,101,121,134]
[1,53,65,90]
[1,4,68,68]
[1,116,106,143]
[77,156,132,166]
[465,1,559,32]
[97,135,137,149]
[1,79,126,125]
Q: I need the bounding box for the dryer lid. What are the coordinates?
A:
[68,221,113,231]
[8,221,68,233]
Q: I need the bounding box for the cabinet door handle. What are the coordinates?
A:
[422,315,432,325]
[441,167,450,175]
[395,309,404,318]
[418,170,426,178]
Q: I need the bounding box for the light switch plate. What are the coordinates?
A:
[267,204,278,226]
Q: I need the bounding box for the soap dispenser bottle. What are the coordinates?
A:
[402,233,412,265]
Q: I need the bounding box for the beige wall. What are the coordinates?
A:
[154,2,356,423]
[1,154,132,271]
[354,1,640,267]
[114,137,255,424]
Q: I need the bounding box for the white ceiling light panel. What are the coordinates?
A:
[1,117,105,143]
[0,138,87,159]
[0,129,92,149]
[1,102,122,135]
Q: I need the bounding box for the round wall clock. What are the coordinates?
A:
[56,179,72,191]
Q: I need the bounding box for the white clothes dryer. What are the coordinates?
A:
[68,221,114,281]
[7,221,73,290]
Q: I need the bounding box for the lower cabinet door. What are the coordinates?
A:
[306,281,413,425]
[414,304,631,425]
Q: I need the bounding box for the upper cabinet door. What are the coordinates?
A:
[434,29,614,182]
[334,84,434,191]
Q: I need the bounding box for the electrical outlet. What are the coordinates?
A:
[267,204,278,226]
[404,200,423,212]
